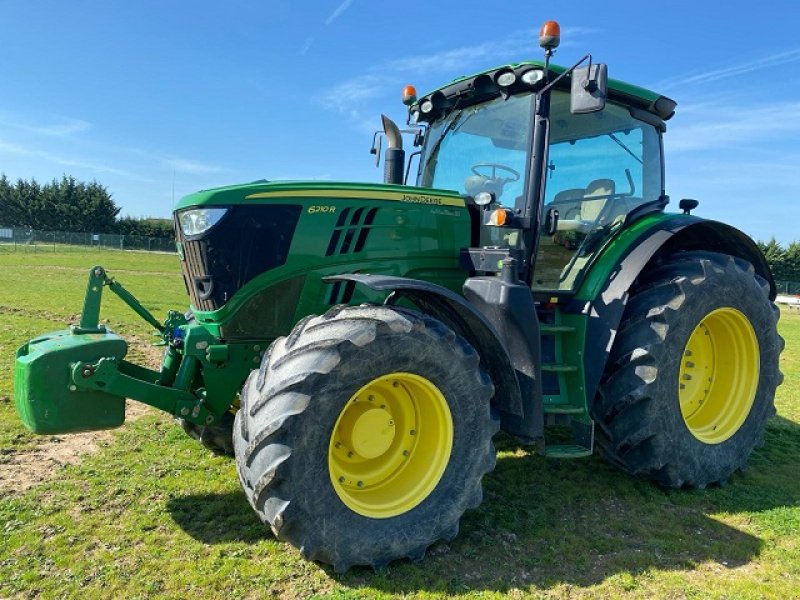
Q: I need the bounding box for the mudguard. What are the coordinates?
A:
[571,215,775,408]
[325,274,525,417]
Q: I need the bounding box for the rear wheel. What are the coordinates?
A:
[593,251,783,488]
[233,305,498,571]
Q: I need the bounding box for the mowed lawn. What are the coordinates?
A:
[0,249,797,599]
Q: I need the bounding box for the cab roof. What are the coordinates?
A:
[415,60,677,123]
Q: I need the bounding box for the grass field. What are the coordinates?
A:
[0,249,797,599]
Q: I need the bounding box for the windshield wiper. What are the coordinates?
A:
[420,100,481,174]
[608,133,643,165]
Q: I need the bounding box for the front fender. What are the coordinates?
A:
[325,274,524,417]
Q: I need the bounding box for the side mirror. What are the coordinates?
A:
[570,63,608,114]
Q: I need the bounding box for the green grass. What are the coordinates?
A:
[0,250,798,599]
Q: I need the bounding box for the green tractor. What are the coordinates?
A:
[14,21,783,571]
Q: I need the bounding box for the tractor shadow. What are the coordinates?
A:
[168,415,800,593]
[167,490,269,545]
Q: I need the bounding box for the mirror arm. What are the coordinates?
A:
[540,53,592,96]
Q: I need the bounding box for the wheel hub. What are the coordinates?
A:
[328,372,453,519]
[345,407,396,459]
[678,307,759,444]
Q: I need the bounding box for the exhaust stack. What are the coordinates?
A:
[381,114,405,185]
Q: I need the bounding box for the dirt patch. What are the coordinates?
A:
[0,401,153,495]
[0,336,165,496]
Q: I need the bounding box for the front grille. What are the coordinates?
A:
[176,204,302,311]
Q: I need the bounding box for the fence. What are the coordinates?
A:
[0,226,175,253]
[776,280,800,295]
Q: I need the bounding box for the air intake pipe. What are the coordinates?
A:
[381,114,405,185]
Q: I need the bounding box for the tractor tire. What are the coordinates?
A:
[233,305,498,572]
[180,411,235,456]
[593,251,783,488]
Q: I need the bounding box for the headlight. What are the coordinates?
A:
[178,208,228,236]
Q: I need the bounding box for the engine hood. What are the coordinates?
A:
[174,180,466,212]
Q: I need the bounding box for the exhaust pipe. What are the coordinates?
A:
[381,114,405,185]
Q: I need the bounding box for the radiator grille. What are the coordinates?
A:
[175,204,302,311]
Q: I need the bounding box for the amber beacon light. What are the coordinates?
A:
[539,20,561,50]
[402,85,417,106]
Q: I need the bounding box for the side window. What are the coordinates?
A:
[533,98,663,291]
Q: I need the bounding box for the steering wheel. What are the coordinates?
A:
[471,163,520,183]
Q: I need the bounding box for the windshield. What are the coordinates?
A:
[418,93,533,204]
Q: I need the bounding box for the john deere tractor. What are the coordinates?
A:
[14,21,783,571]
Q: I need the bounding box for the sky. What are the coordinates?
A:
[1,0,799,243]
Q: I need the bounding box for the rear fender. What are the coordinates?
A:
[573,216,775,407]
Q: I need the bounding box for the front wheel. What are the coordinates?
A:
[233,305,498,571]
[593,251,784,488]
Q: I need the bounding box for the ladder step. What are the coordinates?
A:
[544,444,592,458]
[543,405,584,415]
[540,324,576,334]
[542,363,578,373]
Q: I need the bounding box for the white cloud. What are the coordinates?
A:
[162,157,228,175]
[0,137,144,179]
[654,48,800,91]
[317,25,599,124]
[300,36,315,55]
[0,111,91,137]
[668,101,800,153]
[325,0,354,26]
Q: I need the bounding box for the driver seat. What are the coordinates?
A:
[581,178,615,222]
[554,178,616,233]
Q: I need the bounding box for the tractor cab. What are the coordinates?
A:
[413,84,666,291]
[395,23,676,297]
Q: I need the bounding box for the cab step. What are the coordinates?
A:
[543,405,584,414]
[542,363,578,373]
[543,444,593,458]
[539,324,576,334]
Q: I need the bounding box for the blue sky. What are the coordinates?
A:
[1,1,798,243]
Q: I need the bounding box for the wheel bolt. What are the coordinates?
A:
[392,381,399,387]
[335,442,342,449]
[357,481,363,487]
[368,395,375,402]
[339,476,345,483]
[347,451,354,458]
[403,450,410,457]
[685,361,695,368]
[683,374,692,381]
[410,429,416,436]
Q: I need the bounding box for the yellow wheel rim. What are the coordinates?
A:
[328,372,453,519]
[678,308,759,444]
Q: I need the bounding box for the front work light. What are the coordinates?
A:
[495,70,517,87]
[178,208,228,236]
[521,69,544,85]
